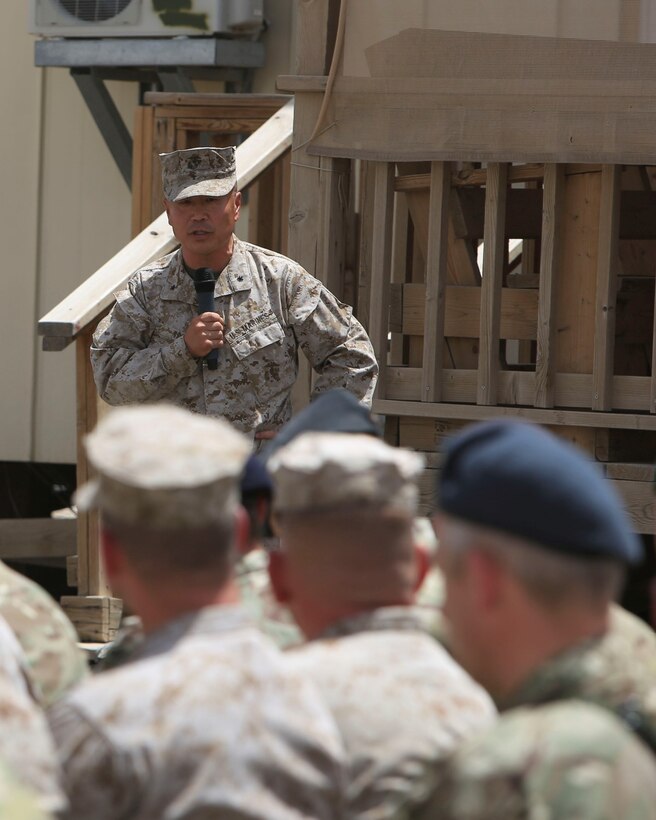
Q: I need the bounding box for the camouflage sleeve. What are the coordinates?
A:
[284,268,379,407]
[415,702,656,820]
[48,700,142,820]
[90,278,199,406]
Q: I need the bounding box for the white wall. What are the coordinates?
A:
[1,0,296,465]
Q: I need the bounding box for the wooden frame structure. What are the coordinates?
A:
[283,5,656,534]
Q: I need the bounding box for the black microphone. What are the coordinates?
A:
[192,267,219,371]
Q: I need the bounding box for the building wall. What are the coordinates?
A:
[1,0,296,465]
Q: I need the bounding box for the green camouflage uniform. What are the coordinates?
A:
[416,699,656,819]
[0,561,88,706]
[498,605,656,753]
[91,239,378,437]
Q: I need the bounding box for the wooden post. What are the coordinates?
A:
[535,163,565,408]
[422,161,451,402]
[477,163,508,405]
[592,165,621,411]
[368,162,395,399]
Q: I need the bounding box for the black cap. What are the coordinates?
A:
[438,420,643,565]
[261,389,382,463]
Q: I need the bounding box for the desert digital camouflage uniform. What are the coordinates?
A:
[0,619,67,816]
[0,765,52,820]
[285,606,496,819]
[416,699,656,820]
[48,604,346,819]
[91,238,378,437]
[0,560,88,706]
[498,604,656,753]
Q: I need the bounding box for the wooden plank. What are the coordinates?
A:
[368,162,395,397]
[0,519,76,560]
[403,284,539,340]
[422,162,450,402]
[60,595,122,643]
[396,165,546,192]
[356,161,377,327]
[374,397,656,431]
[609,479,655,534]
[605,463,656,482]
[593,165,622,410]
[478,163,508,405]
[652,273,656,414]
[535,164,565,408]
[390,194,410,364]
[38,100,295,343]
[143,92,292,109]
[386,366,651,412]
[318,156,351,298]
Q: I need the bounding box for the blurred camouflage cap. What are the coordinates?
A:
[160,146,237,201]
[269,432,425,514]
[75,404,251,529]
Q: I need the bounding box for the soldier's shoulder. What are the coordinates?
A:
[0,562,88,706]
[428,700,656,819]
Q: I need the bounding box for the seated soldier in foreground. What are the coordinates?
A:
[0,559,87,706]
[48,404,346,819]
[0,617,66,815]
[267,432,497,818]
[418,420,656,818]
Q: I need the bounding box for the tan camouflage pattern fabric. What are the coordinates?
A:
[415,700,656,820]
[498,604,656,753]
[268,432,424,514]
[48,605,346,819]
[0,561,87,707]
[0,620,67,815]
[160,146,236,201]
[286,607,497,819]
[0,765,52,820]
[91,239,378,438]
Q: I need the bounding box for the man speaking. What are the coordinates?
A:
[91,147,378,443]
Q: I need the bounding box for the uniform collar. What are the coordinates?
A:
[315,606,427,641]
[160,238,252,303]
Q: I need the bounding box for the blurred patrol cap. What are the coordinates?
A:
[160,146,236,201]
[261,388,383,463]
[75,404,251,529]
[269,431,425,515]
[437,420,643,564]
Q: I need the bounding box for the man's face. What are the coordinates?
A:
[165,190,241,268]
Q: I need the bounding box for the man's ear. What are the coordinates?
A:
[268,550,293,605]
[100,525,123,583]
[413,543,431,593]
[233,190,242,222]
[469,549,504,612]
[234,506,251,556]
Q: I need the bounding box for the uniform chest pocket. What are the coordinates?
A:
[226,320,286,361]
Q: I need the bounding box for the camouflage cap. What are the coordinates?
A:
[160,146,237,201]
[268,432,425,514]
[75,404,251,529]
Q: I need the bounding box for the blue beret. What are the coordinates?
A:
[438,420,643,565]
[261,388,382,463]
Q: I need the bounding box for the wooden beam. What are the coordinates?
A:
[368,163,395,398]
[0,519,76,560]
[422,162,451,402]
[373,398,656,431]
[478,163,508,405]
[535,164,565,408]
[593,165,622,410]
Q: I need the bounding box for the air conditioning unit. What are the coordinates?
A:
[29,0,265,37]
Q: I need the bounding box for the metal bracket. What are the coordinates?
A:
[70,68,133,188]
